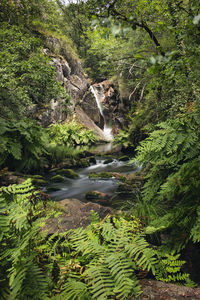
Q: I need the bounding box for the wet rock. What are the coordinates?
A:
[119,155,129,161]
[75,106,106,141]
[46,186,61,193]
[32,178,48,186]
[125,171,146,189]
[80,89,103,128]
[111,172,126,181]
[42,198,112,233]
[89,156,96,164]
[2,174,26,185]
[75,158,90,168]
[89,172,113,179]
[85,191,110,204]
[103,158,113,164]
[93,80,126,133]
[57,169,79,179]
[50,174,65,182]
[30,174,45,179]
[57,158,76,169]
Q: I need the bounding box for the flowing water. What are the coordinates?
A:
[47,157,138,202]
[90,85,113,141]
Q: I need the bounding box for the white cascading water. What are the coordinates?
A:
[90,85,113,141]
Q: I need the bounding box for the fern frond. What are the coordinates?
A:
[86,262,115,299]
[106,252,139,299]
[61,280,90,300]
[125,234,157,275]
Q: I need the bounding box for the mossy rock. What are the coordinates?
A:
[75,158,90,168]
[57,169,79,179]
[118,155,129,161]
[46,186,61,192]
[117,183,133,192]
[57,158,76,169]
[31,174,45,179]
[89,172,113,179]
[85,190,109,203]
[89,156,96,164]
[50,174,65,182]
[32,178,48,186]
[103,158,113,164]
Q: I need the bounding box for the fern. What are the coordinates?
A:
[125,234,157,275]
[155,251,190,283]
[86,262,115,299]
[133,116,200,250]
[60,280,90,300]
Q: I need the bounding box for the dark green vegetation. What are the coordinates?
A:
[0,0,97,173]
[0,181,193,299]
[1,0,200,298]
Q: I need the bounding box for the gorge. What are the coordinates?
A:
[1,0,200,299]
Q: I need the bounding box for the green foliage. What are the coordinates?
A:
[0,24,68,120]
[133,114,200,248]
[0,180,195,299]
[48,121,98,147]
[155,251,190,284]
[0,179,50,299]
[0,118,49,172]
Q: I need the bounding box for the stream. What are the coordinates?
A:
[47,154,138,202]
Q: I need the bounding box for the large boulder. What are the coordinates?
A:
[38,37,90,126]
[75,106,106,140]
[42,198,112,234]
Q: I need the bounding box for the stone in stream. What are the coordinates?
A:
[42,198,112,234]
[118,155,129,161]
[57,168,79,179]
[89,172,113,179]
[50,174,65,182]
[89,156,96,164]
[85,191,110,205]
[103,158,113,164]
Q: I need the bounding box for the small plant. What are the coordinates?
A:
[155,251,190,283]
[48,121,98,147]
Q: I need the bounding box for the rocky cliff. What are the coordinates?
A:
[39,36,126,140]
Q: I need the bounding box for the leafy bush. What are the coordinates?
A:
[0,118,49,172]
[48,121,98,147]
[134,113,200,248]
[0,24,69,120]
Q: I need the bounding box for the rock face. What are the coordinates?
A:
[80,80,126,134]
[80,90,104,129]
[39,37,127,137]
[75,106,106,140]
[42,198,112,234]
[38,37,90,126]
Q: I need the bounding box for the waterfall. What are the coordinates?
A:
[90,85,113,141]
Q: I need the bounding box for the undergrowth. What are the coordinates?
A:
[0,180,194,299]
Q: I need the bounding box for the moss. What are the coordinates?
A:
[85,191,108,202]
[76,158,90,168]
[30,175,44,179]
[32,178,48,186]
[118,155,129,161]
[89,172,113,179]
[50,174,65,182]
[57,169,79,179]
